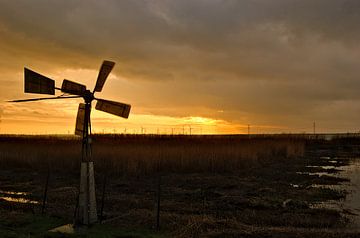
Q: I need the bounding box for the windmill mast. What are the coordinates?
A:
[82,101,92,161]
[77,91,97,225]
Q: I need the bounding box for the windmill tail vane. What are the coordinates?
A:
[8,60,131,226]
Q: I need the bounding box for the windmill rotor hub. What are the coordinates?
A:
[83,90,94,103]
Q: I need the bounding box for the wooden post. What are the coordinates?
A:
[201,187,207,214]
[100,173,107,223]
[41,165,50,215]
[156,173,161,231]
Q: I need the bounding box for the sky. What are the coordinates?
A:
[1,0,360,134]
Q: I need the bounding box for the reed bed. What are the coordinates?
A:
[0,134,305,176]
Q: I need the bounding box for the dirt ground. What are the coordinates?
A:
[0,145,359,237]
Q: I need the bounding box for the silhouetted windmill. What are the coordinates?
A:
[9,60,131,225]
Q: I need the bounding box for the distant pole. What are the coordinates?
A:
[171,128,174,135]
[313,122,316,134]
[189,125,192,135]
[183,126,185,135]
[248,124,250,136]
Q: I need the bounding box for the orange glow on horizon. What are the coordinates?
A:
[0,111,246,135]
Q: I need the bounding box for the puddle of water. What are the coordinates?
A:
[310,158,360,228]
[0,190,38,204]
[305,165,337,169]
[0,190,29,196]
[49,224,75,234]
[296,171,330,177]
[337,159,360,228]
[0,196,39,204]
[320,156,331,160]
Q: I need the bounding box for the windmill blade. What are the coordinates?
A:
[75,103,86,136]
[8,95,81,103]
[24,68,55,95]
[93,60,115,92]
[95,99,131,118]
[61,79,86,95]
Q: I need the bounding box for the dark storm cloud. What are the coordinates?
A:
[1,0,360,132]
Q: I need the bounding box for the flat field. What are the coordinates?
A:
[0,134,358,237]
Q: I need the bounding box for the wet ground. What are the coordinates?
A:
[307,156,360,229]
[0,149,360,237]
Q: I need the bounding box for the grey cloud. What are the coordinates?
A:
[1,0,360,132]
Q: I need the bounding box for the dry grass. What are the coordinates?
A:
[0,134,305,176]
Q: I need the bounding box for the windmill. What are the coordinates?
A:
[9,60,131,225]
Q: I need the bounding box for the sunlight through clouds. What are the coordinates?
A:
[1,0,360,134]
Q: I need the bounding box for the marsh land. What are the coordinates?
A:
[0,134,359,237]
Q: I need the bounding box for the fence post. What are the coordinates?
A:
[41,163,50,215]
[156,172,161,231]
[100,172,107,223]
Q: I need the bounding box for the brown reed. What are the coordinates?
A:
[0,134,305,176]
